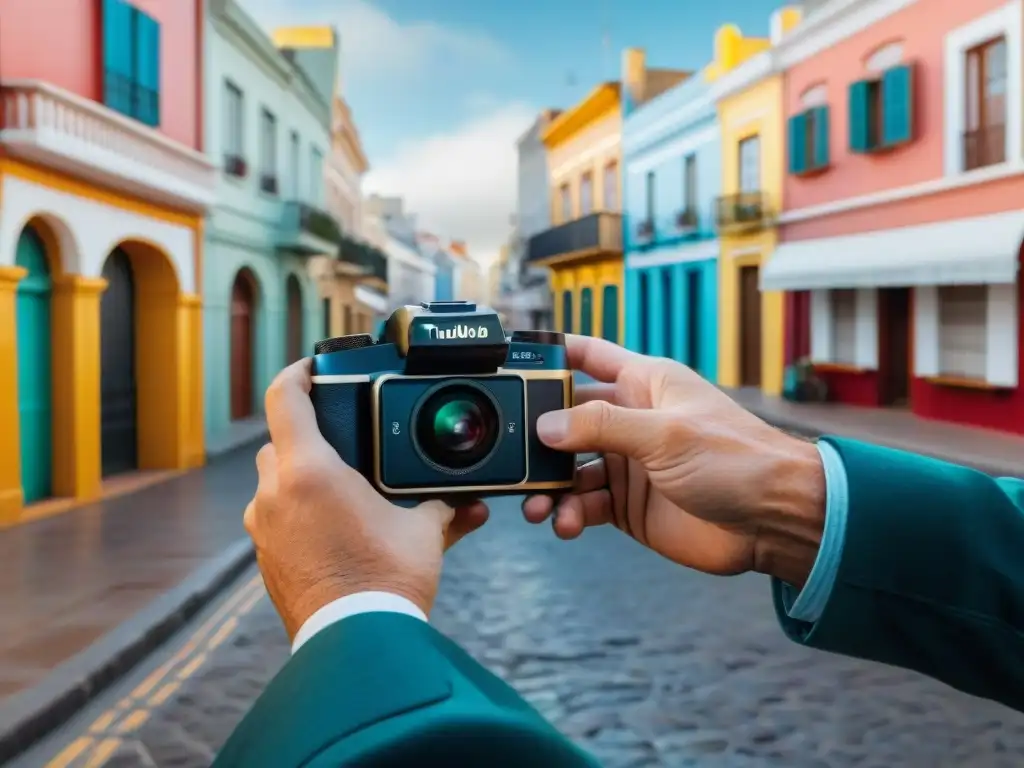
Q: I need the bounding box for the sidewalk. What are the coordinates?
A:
[0,440,262,762]
[727,387,1024,478]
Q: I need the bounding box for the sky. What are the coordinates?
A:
[240,0,785,267]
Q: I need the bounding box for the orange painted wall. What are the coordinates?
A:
[781,0,1009,212]
[0,0,201,150]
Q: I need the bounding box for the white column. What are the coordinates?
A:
[853,288,879,369]
[913,285,939,377]
[810,289,833,363]
[986,282,1019,386]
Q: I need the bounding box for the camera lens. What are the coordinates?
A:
[414,384,500,471]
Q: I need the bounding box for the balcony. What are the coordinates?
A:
[715,192,771,233]
[526,212,623,264]
[963,124,1006,172]
[277,200,341,256]
[338,234,388,284]
[675,207,699,233]
[0,79,216,211]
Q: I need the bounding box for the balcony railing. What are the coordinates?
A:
[278,201,342,256]
[526,212,623,263]
[339,234,388,284]
[0,79,216,211]
[963,124,1006,171]
[675,207,698,232]
[715,192,770,232]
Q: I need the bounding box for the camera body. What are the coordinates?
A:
[310,301,576,502]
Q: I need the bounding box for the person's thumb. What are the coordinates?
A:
[536,401,661,459]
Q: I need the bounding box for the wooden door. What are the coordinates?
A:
[15,227,53,503]
[879,287,911,407]
[100,248,138,476]
[230,272,255,421]
[738,265,762,387]
[286,275,303,363]
[686,269,701,371]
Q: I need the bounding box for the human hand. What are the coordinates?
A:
[523,336,826,587]
[244,359,489,640]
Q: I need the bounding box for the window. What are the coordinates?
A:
[603,161,618,210]
[964,37,1007,170]
[645,171,655,223]
[102,0,161,126]
[788,107,830,174]
[561,290,573,333]
[224,81,244,174]
[322,298,331,337]
[580,287,593,335]
[638,272,650,353]
[580,172,594,215]
[310,146,323,203]
[259,108,277,194]
[684,154,697,211]
[662,268,673,358]
[343,305,352,336]
[830,289,858,365]
[738,136,761,192]
[290,131,300,196]
[602,285,618,342]
[849,64,914,153]
[938,285,987,380]
[558,183,571,223]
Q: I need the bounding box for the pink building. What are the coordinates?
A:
[763,0,1024,434]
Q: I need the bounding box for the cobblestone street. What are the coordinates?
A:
[91,496,1024,767]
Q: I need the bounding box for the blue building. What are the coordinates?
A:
[622,56,719,381]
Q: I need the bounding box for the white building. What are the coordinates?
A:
[365,195,436,309]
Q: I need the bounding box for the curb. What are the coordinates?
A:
[0,538,256,765]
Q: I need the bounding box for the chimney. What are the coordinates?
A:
[621,47,646,113]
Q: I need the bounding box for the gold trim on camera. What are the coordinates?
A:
[370,368,574,495]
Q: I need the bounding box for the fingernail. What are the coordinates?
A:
[537,411,569,443]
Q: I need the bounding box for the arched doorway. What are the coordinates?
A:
[100,248,138,476]
[285,274,303,364]
[15,226,53,503]
[230,269,257,420]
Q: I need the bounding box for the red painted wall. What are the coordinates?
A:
[819,369,880,407]
[0,0,201,150]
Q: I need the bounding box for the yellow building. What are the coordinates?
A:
[709,8,801,396]
[0,85,214,525]
[535,50,689,342]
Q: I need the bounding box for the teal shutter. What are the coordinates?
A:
[881,64,912,146]
[132,10,161,126]
[848,80,870,153]
[602,285,619,343]
[562,290,573,334]
[580,287,593,336]
[787,114,807,174]
[102,0,134,116]
[813,106,830,168]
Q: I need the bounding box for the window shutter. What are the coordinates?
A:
[603,284,619,343]
[102,0,134,116]
[881,64,913,146]
[580,287,594,336]
[562,290,573,334]
[848,80,870,153]
[131,10,161,126]
[813,106,830,168]
[787,114,806,174]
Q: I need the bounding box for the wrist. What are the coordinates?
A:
[751,436,826,589]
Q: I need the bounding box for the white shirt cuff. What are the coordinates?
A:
[291,591,427,654]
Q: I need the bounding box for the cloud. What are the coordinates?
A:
[240,0,510,82]
[364,102,537,264]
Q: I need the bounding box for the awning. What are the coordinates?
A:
[761,210,1024,290]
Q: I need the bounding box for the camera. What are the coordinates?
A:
[310,300,576,501]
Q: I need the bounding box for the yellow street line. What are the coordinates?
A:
[82,738,120,768]
[48,573,262,768]
[45,737,91,768]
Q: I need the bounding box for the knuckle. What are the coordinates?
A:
[585,399,616,437]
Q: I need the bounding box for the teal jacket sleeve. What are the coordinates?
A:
[773,436,1024,712]
[213,612,598,768]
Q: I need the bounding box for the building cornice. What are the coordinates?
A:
[541,83,621,150]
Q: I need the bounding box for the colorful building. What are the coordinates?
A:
[710,9,801,396]
[622,49,719,380]
[764,0,1024,433]
[531,53,688,342]
[0,0,215,522]
[202,11,335,454]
